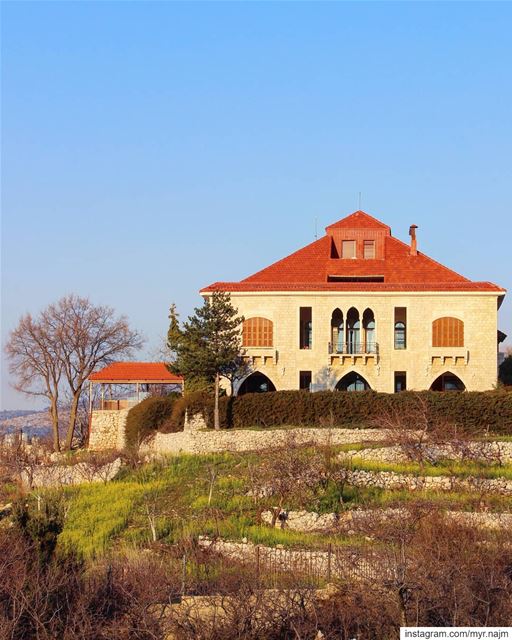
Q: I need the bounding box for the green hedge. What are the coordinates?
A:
[125,395,180,448]
[159,391,214,433]
[160,390,512,435]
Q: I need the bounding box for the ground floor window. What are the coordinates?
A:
[299,371,312,391]
[394,371,407,392]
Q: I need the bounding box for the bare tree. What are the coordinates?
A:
[6,295,144,452]
[48,295,144,449]
[5,313,63,451]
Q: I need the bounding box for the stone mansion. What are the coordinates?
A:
[201,210,506,394]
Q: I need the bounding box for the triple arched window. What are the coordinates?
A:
[242,317,273,347]
[432,317,464,348]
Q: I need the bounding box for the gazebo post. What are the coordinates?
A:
[101,385,105,410]
[136,382,140,404]
[88,381,93,415]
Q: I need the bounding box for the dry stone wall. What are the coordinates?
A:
[343,468,512,495]
[142,422,391,455]
[88,410,128,450]
[340,443,512,465]
[22,458,122,489]
[261,508,512,533]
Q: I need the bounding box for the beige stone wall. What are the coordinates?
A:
[228,291,500,392]
[88,409,128,450]
[142,425,390,456]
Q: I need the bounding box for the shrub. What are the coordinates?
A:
[499,355,512,386]
[160,389,512,435]
[160,390,214,432]
[125,395,179,448]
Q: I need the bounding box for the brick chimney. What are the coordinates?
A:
[409,225,418,256]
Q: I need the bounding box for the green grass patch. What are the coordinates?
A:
[55,446,512,560]
[58,481,161,558]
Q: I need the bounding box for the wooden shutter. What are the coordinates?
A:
[342,240,356,258]
[432,317,464,347]
[363,240,375,259]
[242,317,273,347]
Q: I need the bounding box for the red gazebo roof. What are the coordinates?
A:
[89,362,183,384]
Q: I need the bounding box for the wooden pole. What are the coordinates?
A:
[88,381,93,440]
[88,381,93,415]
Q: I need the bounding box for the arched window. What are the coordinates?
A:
[242,317,273,347]
[335,372,371,392]
[346,308,360,354]
[432,317,464,348]
[394,322,406,349]
[394,307,407,350]
[363,308,376,353]
[330,309,344,353]
[238,372,276,395]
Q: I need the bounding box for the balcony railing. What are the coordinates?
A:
[328,341,378,355]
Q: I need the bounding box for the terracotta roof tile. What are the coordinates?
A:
[325,210,391,231]
[89,362,183,383]
[201,210,505,294]
[202,281,505,293]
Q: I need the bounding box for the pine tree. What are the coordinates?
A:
[168,292,244,429]
[166,303,181,359]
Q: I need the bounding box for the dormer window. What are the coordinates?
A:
[341,240,356,259]
[363,240,375,259]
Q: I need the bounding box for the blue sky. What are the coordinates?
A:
[2,1,511,409]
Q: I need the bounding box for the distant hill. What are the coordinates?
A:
[0,409,52,437]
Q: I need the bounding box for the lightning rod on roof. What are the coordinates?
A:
[314,217,318,240]
[358,192,362,210]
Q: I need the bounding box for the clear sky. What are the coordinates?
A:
[1,1,511,410]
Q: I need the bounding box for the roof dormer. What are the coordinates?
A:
[326,210,391,260]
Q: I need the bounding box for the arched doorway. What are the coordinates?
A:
[346,308,360,354]
[330,309,344,353]
[430,372,466,391]
[335,372,371,392]
[237,372,276,395]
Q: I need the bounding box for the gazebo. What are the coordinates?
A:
[88,362,184,412]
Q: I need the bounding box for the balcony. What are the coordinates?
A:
[328,341,379,366]
[329,341,378,355]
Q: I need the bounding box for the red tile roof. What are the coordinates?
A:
[325,210,390,231]
[89,362,184,383]
[201,210,505,294]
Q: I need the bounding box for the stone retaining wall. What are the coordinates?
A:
[88,410,128,450]
[261,508,512,532]
[344,468,512,495]
[340,443,512,465]
[142,425,390,455]
[22,457,123,488]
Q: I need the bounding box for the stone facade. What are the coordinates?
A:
[201,210,505,394]
[88,409,128,450]
[228,290,499,393]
